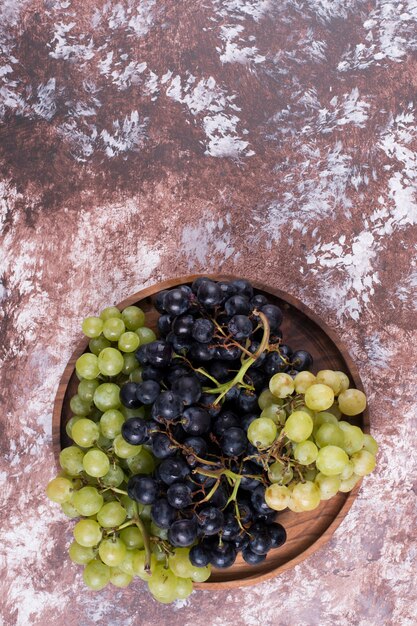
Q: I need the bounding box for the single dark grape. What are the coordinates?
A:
[234,389,259,413]
[152,391,183,421]
[268,522,287,548]
[199,393,222,416]
[172,375,202,406]
[158,458,190,485]
[151,498,177,529]
[197,281,223,308]
[188,342,215,362]
[224,295,250,316]
[212,411,238,436]
[121,417,150,446]
[168,518,198,547]
[246,369,267,392]
[127,475,158,505]
[209,542,237,568]
[291,349,313,371]
[165,365,190,386]
[242,547,267,565]
[228,315,253,340]
[146,341,172,368]
[192,318,214,343]
[157,314,173,337]
[151,432,176,459]
[135,344,149,365]
[183,436,208,464]
[191,277,211,294]
[189,544,210,567]
[251,485,276,517]
[208,360,231,383]
[241,413,259,432]
[218,281,237,300]
[136,380,160,405]
[250,294,268,309]
[224,386,239,402]
[198,506,224,536]
[182,406,211,436]
[279,344,293,358]
[234,532,250,551]
[240,461,263,490]
[248,528,272,555]
[260,304,283,331]
[193,465,218,488]
[120,382,141,409]
[236,502,253,525]
[230,279,253,299]
[263,351,288,376]
[163,289,190,316]
[167,482,193,509]
[221,512,240,541]
[142,365,166,382]
[209,484,228,509]
[168,333,191,354]
[154,290,169,313]
[247,341,267,368]
[220,427,247,457]
[214,344,242,361]
[172,314,195,338]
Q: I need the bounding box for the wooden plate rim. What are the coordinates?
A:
[51,274,369,590]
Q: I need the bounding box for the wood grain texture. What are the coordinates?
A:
[53,274,368,589]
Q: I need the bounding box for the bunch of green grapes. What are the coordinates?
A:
[247,369,378,513]
[46,304,210,602]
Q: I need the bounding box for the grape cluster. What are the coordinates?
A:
[46,277,378,602]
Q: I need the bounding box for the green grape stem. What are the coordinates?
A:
[132,502,152,574]
[203,310,271,404]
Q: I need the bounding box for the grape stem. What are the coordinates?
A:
[132,502,152,574]
[203,310,271,405]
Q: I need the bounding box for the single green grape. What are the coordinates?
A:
[315,423,345,448]
[97,501,127,528]
[83,448,110,478]
[71,419,100,448]
[59,445,85,475]
[65,415,83,439]
[120,526,144,550]
[293,440,318,465]
[99,537,127,567]
[312,411,339,436]
[316,445,349,476]
[260,404,286,425]
[93,383,121,412]
[83,559,111,590]
[189,565,211,582]
[315,370,341,394]
[75,353,100,380]
[122,353,139,375]
[338,389,367,416]
[291,480,321,511]
[89,336,111,356]
[258,389,277,410]
[68,541,95,565]
[362,433,379,455]
[168,548,194,578]
[148,565,178,602]
[103,317,125,341]
[110,567,133,588]
[122,305,146,330]
[247,417,277,448]
[268,462,293,485]
[78,379,100,403]
[135,327,156,344]
[73,519,102,547]
[339,473,361,492]
[113,434,142,459]
[132,551,157,580]
[119,549,139,576]
[265,484,291,510]
[100,306,121,321]
[101,465,125,487]
[304,384,334,412]
[118,331,140,353]
[71,486,103,516]
[61,501,80,518]
[350,449,376,476]
[315,473,341,500]
[100,409,125,439]
[82,316,104,339]
[98,347,124,376]
[335,371,350,393]
[126,448,156,474]
[294,371,316,394]
[69,394,92,417]
[269,373,295,398]
[284,411,313,443]
[46,476,73,503]
[338,422,365,455]
[175,576,193,599]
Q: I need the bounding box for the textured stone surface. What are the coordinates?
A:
[1,1,417,625]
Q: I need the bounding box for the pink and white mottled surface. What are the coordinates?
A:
[1,1,417,624]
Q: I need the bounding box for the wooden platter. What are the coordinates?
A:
[52,275,369,589]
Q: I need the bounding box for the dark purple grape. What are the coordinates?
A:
[208,360,231,383]
[242,547,267,564]
[154,290,169,313]
[120,382,141,409]
[263,351,288,376]
[240,462,263,491]
[241,413,259,432]
[199,393,222,416]
[127,475,158,505]
[234,532,250,551]
[220,427,247,457]
[214,344,242,361]
[136,380,160,405]
[189,544,210,567]
[209,542,237,568]
[188,342,215,362]
[251,485,276,516]
[163,289,190,316]
[146,341,172,368]
[152,391,183,421]
[151,432,176,459]
[235,389,259,413]
[224,295,250,316]
[291,349,313,371]
[121,418,150,446]
[230,279,253,299]
[135,345,149,365]
[209,484,228,509]
[260,304,283,331]
[228,315,253,340]
[172,375,202,406]
[248,528,272,555]
[197,281,223,308]
[167,482,193,509]
[158,458,190,485]
[279,345,293,358]
[157,314,173,337]
[172,314,195,338]
[198,506,224,536]
[192,318,214,343]
[191,277,211,294]
[193,465,218,488]
[151,498,177,528]
[183,436,208,464]
[218,281,237,300]
[250,294,268,309]
[221,512,240,541]
[182,406,211,436]
[165,365,190,386]
[142,365,166,382]
[213,411,238,436]
[246,369,267,392]
[168,518,198,547]
[268,522,287,548]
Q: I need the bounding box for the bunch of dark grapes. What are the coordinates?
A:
[121,277,313,568]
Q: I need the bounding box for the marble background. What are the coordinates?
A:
[1,1,417,624]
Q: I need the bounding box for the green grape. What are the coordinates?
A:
[82,316,104,338]
[120,526,144,550]
[303,466,318,481]
[71,419,100,448]
[315,423,345,448]
[78,379,100,403]
[126,448,156,475]
[294,371,316,394]
[260,404,286,425]
[168,548,194,578]
[268,462,293,485]
[110,567,133,588]
[100,409,124,439]
[265,484,291,510]
[65,415,83,439]
[363,433,379,455]
[93,383,121,412]
[312,411,338,436]
[189,565,211,582]
[73,519,102,547]
[69,541,95,565]
[175,577,193,599]
[101,465,125,487]
[122,305,146,330]
[338,389,366,416]
[119,495,137,519]
[287,495,304,513]
[69,394,92,417]
[97,433,112,449]
[305,384,334,412]
[61,500,80,518]
[89,336,111,356]
[339,422,365,455]
[135,327,156,344]
[122,353,139,375]
[118,331,140,353]
[284,411,313,443]
[350,450,376,476]
[119,549,138,576]
[247,417,277,448]
[97,501,127,528]
[83,559,111,590]
[59,445,85,475]
[99,537,127,567]
[315,473,341,500]
[327,402,342,420]
[152,545,167,562]
[113,434,142,459]
[316,445,349,476]
[335,371,350,393]
[97,347,124,377]
[339,473,361,492]
[75,353,100,381]
[150,523,169,541]
[132,551,157,580]
[316,370,341,394]
[129,368,143,383]
[137,503,152,521]
[148,565,178,601]
[293,440,318,465]
[103,318,125,341]
[340,460,354,480]
[46,476,73,503]
[269,373,295,398]
[291,480,321,511]
[83,449,110,478]
[100,306,121,321]
[258,389,277,410]
[71,486,103,516]
[120,405,146,419]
